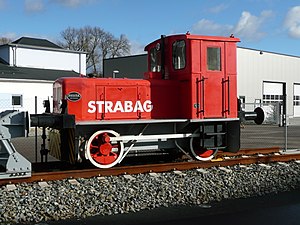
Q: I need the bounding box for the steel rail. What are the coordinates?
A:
[217,146,280,157]
[1,147,297,186]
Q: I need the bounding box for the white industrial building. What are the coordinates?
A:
[0,37,86,115]
[237,47,300,119]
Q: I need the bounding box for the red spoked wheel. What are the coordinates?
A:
[85,130,124,168]
[190,129,216,161]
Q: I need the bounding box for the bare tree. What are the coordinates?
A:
[58,26,131,76]
[0,37,12,45]
[110,34,130,58]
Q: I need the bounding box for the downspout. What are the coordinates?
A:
[12,45,17,66]
[79,53,82,76]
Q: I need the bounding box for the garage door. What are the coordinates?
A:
[294,84,300,117]
[263,82,283,104]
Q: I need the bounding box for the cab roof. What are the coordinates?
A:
[144,33,240,51]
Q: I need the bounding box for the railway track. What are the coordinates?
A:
[1,147,300,186]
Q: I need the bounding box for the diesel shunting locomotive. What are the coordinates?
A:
[31,33,263,169]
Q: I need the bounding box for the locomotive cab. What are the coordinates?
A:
[144,33,240,120]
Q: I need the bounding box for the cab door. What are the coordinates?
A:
[200,41,225,118]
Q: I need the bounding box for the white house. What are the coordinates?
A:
[0,37,86,115]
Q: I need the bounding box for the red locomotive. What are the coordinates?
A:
[31,33,262,168]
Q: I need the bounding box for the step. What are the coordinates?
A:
[204,146,227,150]
[205,132,226,136]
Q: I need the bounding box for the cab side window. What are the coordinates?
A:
[150,47,161,72]
[172,40,186,70]
[207,47,221,71]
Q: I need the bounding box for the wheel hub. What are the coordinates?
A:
[99,142,113,156]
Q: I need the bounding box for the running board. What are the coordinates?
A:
[110,132,199,143]
[205,132,226,136]
[204,146,227,150]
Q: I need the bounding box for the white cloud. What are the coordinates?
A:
[233,10,273,41]
[284,6,300,38]
[24,0,45,13]
[23,0,95,13]
[192,10,273,41]
[192,19,233,36]
[53,0,94,8]
[130,41,146,55]
[209,3,228,14]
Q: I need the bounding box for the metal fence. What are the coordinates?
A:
[241,102,300,151]
[0,96,48,116]
[0,95,52,163]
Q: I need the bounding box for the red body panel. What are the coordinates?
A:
[149,79,180,118]
[54,78,151,122]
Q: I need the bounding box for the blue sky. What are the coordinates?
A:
[1,0,300,56]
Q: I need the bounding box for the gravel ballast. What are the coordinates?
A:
[1,161,300,224]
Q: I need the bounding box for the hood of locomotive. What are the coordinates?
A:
[53,77,152,122]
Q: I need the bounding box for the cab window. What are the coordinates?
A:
[150,45,161,72]
[207,47,221,71]
[172,40,186,70]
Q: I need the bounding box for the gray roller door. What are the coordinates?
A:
[263,82,283,104]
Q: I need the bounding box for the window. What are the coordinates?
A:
[294,95,300,106]
[150,46,161,72]
[12,95,22,106]
[239,96,245,110]
[207,47,221,71]
[255,99,262,108]
[172,40,186,70]
[263,94,283,104]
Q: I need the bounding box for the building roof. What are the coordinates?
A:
[0,36,87,55]
[0,62,79,81]
[11,37,62,49]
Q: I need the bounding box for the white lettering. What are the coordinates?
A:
[88,101,96,113]
[96,101,104,113]
[124,101,133,112]
[105,101,113,113]
[134,101,144,112]
[113,101,124,112]
[143,100,153,112]
[87,100,153,114]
